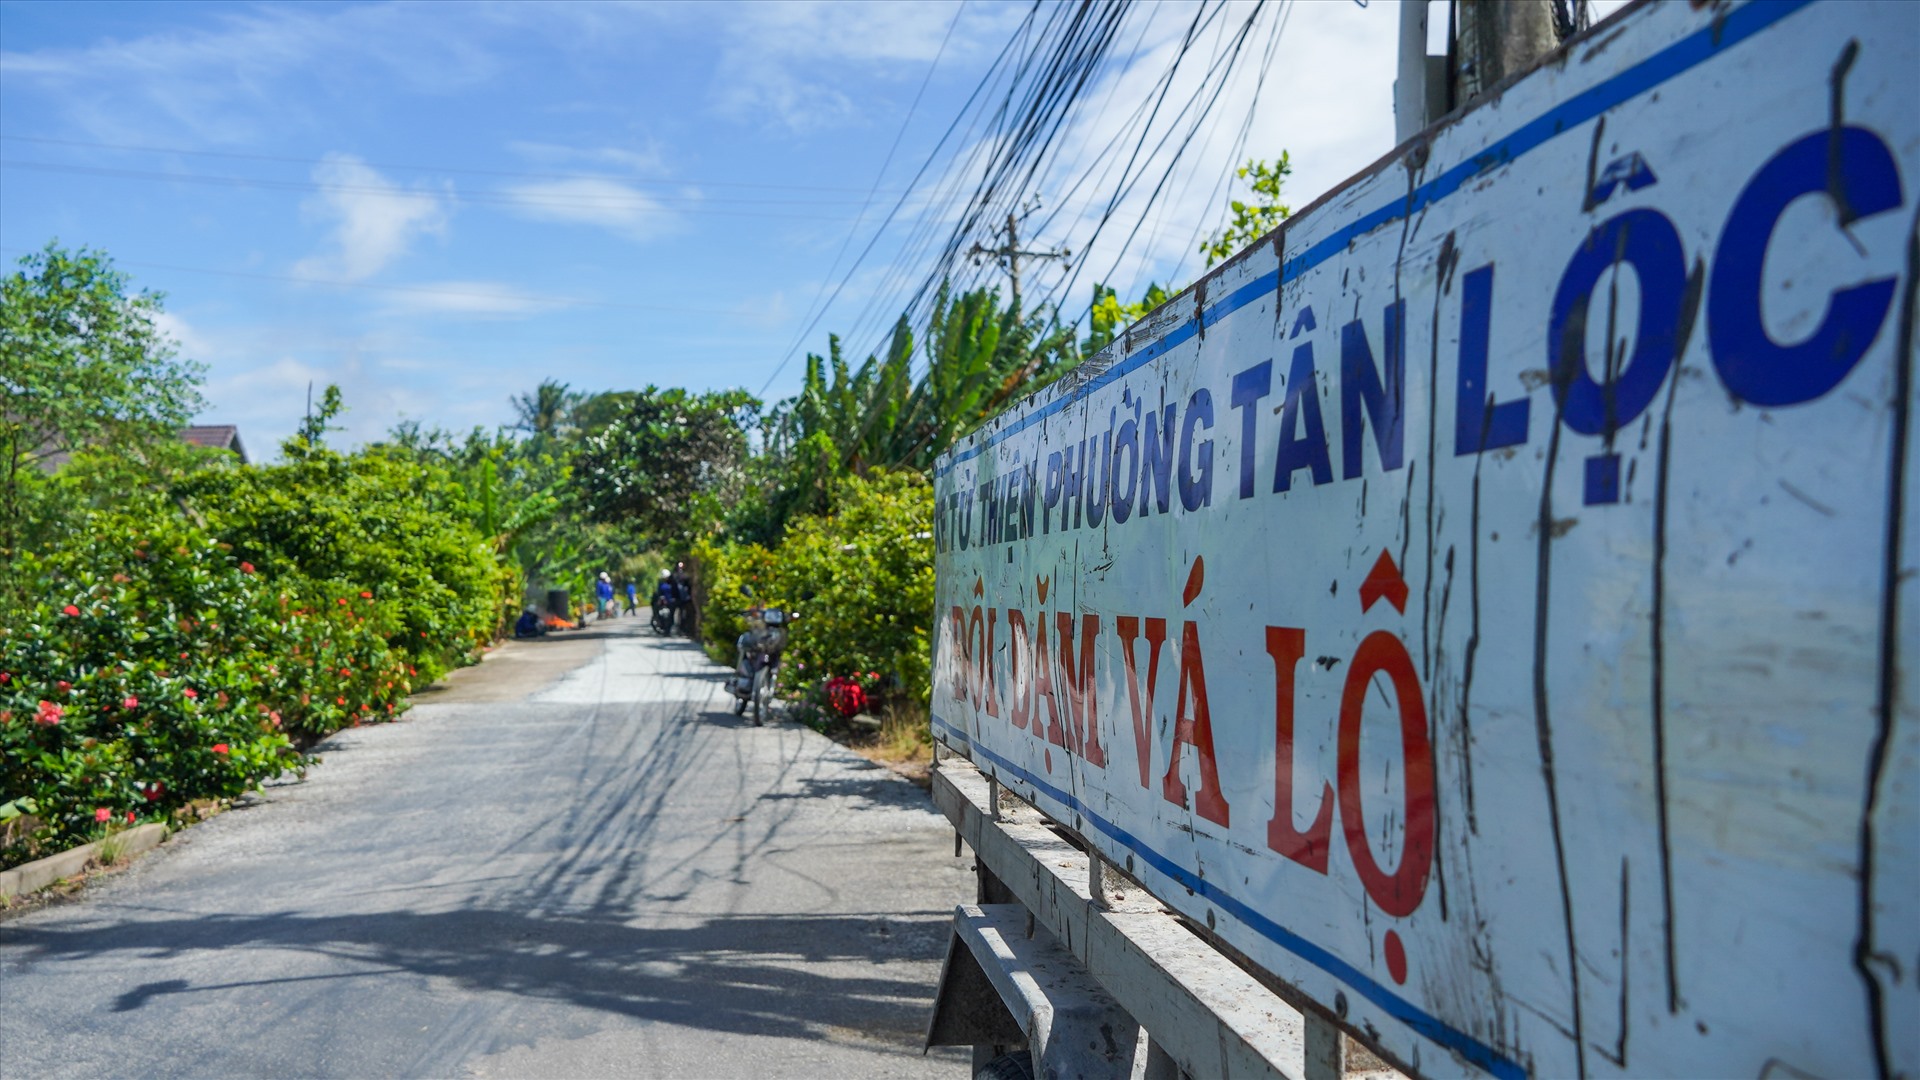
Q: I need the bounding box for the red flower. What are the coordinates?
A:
[62,604,80,617]
[126,810,137,824]
[211,743,229,755]
[35,700,63,726]
[94,807,111,823]
[123,696,139,709]
[57,680,71,692]
[336,696,346,706]
[240,562,255,574]
[337,598,348,606]
[339,667,351,677]
[0,672,9,683]
[183,688,198,700]
[359,591,372,600]
[145,783,165,802]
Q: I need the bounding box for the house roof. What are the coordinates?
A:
[181,425,249,463]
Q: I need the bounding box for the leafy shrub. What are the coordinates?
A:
[690,538,779,669]
[696,470,934,708]
[0,513,415,866]
[176,439,505,685]
[769,470,935,705]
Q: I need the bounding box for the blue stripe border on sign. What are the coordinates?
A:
[933,0,1813,481]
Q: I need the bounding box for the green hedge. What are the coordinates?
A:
[1,516,416,865]
[695,470,934,706]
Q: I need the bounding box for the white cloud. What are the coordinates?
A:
[507,140,670,177]
[150,309,213,364]
[499,177,680,241]
[710,0,1023,132]
[292,155,448,282]
[0,6,504,145]
[375,281,576,319]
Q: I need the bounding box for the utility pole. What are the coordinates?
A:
[1455,0,1569,103]
[968,204,1070,319]
[1395,0,1589,142]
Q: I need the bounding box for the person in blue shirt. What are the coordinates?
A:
[595,572,616,619]
[514,607,546,638]
[624,579,639,616]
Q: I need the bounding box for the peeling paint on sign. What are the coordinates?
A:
[929,2,1919,1077]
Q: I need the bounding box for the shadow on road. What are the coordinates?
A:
[756,773,927,810]
[6,907,945,1044]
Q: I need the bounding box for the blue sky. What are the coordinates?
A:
[0,0,1624,453]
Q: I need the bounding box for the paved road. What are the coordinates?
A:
[1,621,973,1079]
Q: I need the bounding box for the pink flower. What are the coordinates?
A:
[35,700,63,726]
[94,808,111,823]
[240,562,255,574]
[62,604,80,617]
[0,672,9,683]
[183,688,198,700]
[123,696,139,709]
[211,743,229,755]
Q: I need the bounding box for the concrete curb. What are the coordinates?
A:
[0,822,169,903]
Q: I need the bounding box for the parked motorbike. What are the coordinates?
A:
[727,587,796,725]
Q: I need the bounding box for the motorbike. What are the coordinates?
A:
[650,597,675,635]
[727,588,796,725]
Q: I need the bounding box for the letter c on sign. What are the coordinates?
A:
[1709,127,1904,407]
[1336,631,1436,918]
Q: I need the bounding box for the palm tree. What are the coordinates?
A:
[510,380,580,442]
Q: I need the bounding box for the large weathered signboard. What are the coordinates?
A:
[929,2,1918,1076]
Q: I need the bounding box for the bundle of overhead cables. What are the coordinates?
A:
[761,0,1304,400]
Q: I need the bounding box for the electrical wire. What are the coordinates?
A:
[0,133,897,195]
[0,244,745,316]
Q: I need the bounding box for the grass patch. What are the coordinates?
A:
[93,829,129,867]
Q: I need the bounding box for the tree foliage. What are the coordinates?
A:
[573,386,759,550]
[1199,154,1293,268]
[0,243,203,563]
[176,396,508,684]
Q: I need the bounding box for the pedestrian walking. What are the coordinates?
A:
[595,572,616,619]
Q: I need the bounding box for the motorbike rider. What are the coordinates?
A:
[671,563,694,633]
[650,570,676,630]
